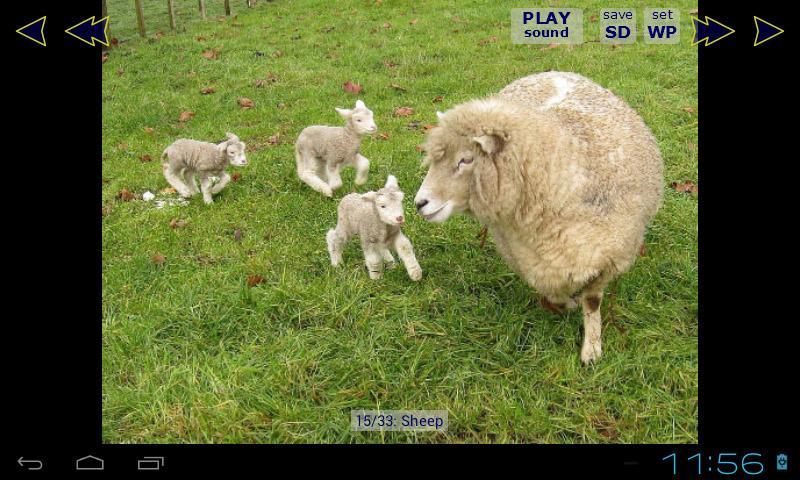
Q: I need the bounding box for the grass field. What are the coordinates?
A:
[102,0,698,443]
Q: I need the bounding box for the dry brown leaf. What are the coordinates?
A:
[140,155,153,163]
[378,132,390,140]
[382,59,398,68]
[415,145,424,152]
[101,52,109,63]
[254,79,266,88]
[116,68,124,76]
[238,97,255,109]
[116,188,135,202]
[267,133,281,145]
[343,80,363,94]
[161,187,177,194]
[478,36,498,46]
[144,127,154,134]
[432,95,444,103]
[201,48,219,60]
[540,43,559,51]
[383,22,392,29]
[589,15,598,22]
[169,218,187,229]
[200,87,216,95]
[196,35,207,42]
[409,18,419,25]
[683,106,696,114]
[393,106,414,117]
[234,229,243,242]
[670,180,698,194]
[272,49,283,58]
[389,83,406,91]
[231,173,242,182]
[422,124,436,131]
[639,244,646,257]
[151,254,166,265]
[247,274,265,287]
[179,111,196,122]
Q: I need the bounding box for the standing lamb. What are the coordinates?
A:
[295,99,377,197]
[414,72,663,363]
[327,175,422,281]
[161,133,248,204]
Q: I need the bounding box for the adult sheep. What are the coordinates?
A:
[415,72,663,364]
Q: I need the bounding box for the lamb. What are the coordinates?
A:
[327,175,422,281]
[295,99,377,197]
[161,133,248,204]
[414,72,663,364]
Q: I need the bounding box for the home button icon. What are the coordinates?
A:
[75,455,104,471]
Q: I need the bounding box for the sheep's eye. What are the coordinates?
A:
[356,119,362,122]
[459,157,474,166]
[381,205,386,209]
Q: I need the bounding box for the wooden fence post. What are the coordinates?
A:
[224,0,232,16]
[167,0,176,30]
[198,0,206,20]
[134,0,146,37]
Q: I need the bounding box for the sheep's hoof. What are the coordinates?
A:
[408,268,423,281]
[580,342,602,364]
[384,260,397,269]
[540,297,566,315]
[322,188,333,198]
[355,177,368,186]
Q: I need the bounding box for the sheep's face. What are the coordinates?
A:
[336,100,378,135]
[363,176,406,226]
[221,133,248,166]
[414,128,480,223]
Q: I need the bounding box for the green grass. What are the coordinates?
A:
[102,0,698,443]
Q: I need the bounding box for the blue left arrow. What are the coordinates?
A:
[65,16,109,47]
[16,16,47,47]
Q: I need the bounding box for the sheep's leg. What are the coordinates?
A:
[541,294,579,314]
[211,172,231,194]
[199,175,214,204]
[326,226,349,267]
[184,170,200,195]
[326,162,343,192]
[296,149,333,197]
[354,154,370,186]
[382,248,396,268]
[362,242,384,279]
[577,273,612,364]
[393,233,422,281]
[163,164,194,198]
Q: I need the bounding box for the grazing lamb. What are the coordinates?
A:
[295,99,377,197]
[161,133,248,204]
[414,72,663,363]
[327,175,422,281]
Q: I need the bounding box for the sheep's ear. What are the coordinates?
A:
[225,132,239,142]
[361,192,377,203]
[335,107,353,119]
[355,99,366,110]
[472,134,503,156]
[385,175,398,189]
[436,111,445,121]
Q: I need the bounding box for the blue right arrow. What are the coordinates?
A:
[754,17,784,46]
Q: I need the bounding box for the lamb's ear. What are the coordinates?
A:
[472,134,503,156]
[361,192,377,202]
[225,132,239,142]
[436,111,445,121]
[355,99,366,110]
[385,175,398,189]
[335,107,353,119]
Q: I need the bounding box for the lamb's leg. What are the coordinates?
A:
[326,162,343,192]
[362,242,384,280]
[184,170,200,195]
[211,172,231,194]
[382,248,396,268]
[296,148,333,197]
[354,154,370,186]
[326,226,349,267]
[199,175,214,204]
[393,232,422,281]
[578,274,611,364]
[163,164,194,198]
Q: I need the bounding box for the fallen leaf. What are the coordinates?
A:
[238,97,255,109]
[234,229,243,242]
[382,59,398,68]
[266,72,278,82]
[169,218,187,229]
[200,87,216,94]
[111,37,119,46]
[201,48,220,60]
[272,49,283,58]
[117,142,129,150]
[415,145,424,152]
[116,68,124,76]
[144,127,155,134]
[540,43,559,51]
[683,106,696,114]
[254,79,266,88]
[231,173,242,182]
[407,120,421,130]
[102,204,113,217]
[276,102,287,109]
[151,254,166,265]
[422,124,436,131]
[589,15,598,22]
[155,31,165,39]
[101,52,109,63]
[639,244,646,256]
[374,0,382,5]
[409,18,419,25]
[267,133,281,145]
[343,80,363,94]
[394,106,414,117]
[432,95,444,103]
[140,154,153,163]
[247,274,265,287]
[196,35,207,42]
[478,36,498,46]
[383,22,392,29]
[116,188,135,202]
[378,132,390,140]
[179,111,196,122]
[161,187,177,194]
[389,83,406,91]
[670,180,698,195]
